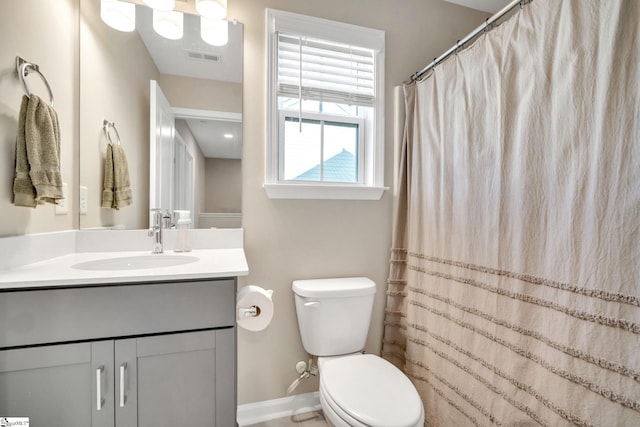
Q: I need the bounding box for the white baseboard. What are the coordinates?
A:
[237,392,322,426]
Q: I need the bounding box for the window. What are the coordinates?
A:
[279,110,364,183]
[265,9,386,200]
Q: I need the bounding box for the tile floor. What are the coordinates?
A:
[245,410,329,427]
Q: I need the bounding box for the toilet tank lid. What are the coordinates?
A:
[292,277,376,298]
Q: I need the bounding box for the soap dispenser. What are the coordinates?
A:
[174,210,192,253]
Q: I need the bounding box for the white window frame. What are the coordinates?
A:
[264,9,387,200]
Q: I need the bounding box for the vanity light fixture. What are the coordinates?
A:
[100,0,136,32]
[101,0,229,45]
[142,0,175,12]
[201,17,228,46]
[195,0,227,20]
[153,9,184,40]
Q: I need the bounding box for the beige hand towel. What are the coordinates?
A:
[26,94,63,204]
[112,144,133,209]
[13,94,63,207]
[101,144,115,208]
[101,144,133,210]
[13,95,37,207]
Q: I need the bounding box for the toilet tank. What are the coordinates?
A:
[292,277,376,356]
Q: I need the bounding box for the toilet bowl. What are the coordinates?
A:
[292,277,425,427]
[319,354,424,427]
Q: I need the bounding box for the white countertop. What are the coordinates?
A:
[0,229,249,290]
[0,248,248,290]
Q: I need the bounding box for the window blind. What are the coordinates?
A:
[277,33,375,107]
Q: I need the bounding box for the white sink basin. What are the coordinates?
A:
[72,255,199,271]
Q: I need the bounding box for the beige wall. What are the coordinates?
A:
[230,0,487,404]
[0,0,79,237]
[204,158,242,213]
[158,74,242,113]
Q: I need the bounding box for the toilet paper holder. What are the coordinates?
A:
[238,305,260,318]
[236,286,274,331]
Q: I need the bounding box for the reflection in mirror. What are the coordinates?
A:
[79,0,242,230]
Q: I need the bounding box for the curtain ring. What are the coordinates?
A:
[455,40,461,55]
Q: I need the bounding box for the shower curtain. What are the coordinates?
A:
[382,1,640,426]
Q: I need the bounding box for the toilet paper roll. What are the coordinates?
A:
[236,285,274,331]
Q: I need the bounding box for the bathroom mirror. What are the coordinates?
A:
[79,0,242,230]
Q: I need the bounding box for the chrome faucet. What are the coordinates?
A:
[147,209,171,254]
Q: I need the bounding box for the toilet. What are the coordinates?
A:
[293,277,424,427]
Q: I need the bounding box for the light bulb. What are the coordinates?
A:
[100,0,135,32]
[196,0,227,20]
[153,9,184,40]
[201,18,228,46]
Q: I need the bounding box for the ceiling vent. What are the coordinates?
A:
[186,50,222,63]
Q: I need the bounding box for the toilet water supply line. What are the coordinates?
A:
[287,358,318,395]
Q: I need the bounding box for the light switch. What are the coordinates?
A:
[55,183,68,215]
[80,186,88,215]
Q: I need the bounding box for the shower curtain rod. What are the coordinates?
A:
[410,0,530,82]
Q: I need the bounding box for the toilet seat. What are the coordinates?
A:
[320,383,367,427]
[319,354,424,427]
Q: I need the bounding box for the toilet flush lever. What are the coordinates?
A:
[304,301,320,308]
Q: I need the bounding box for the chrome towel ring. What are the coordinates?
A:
[16,56,55,107]
[103,120,122,145]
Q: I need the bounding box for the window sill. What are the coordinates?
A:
[263,183,387,200]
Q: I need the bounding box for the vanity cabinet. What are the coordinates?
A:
[0,279,237,427]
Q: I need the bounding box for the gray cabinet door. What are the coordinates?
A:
[0,342,114,427]
[115,328,235,427]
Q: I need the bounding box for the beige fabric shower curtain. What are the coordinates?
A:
[382,0,640,425]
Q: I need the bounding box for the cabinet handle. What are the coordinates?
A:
[119,362,128,407]
[96,366,105,411]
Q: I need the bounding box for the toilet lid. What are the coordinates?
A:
[320,354,423,427]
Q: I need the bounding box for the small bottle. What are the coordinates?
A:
[174,210,192,253]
